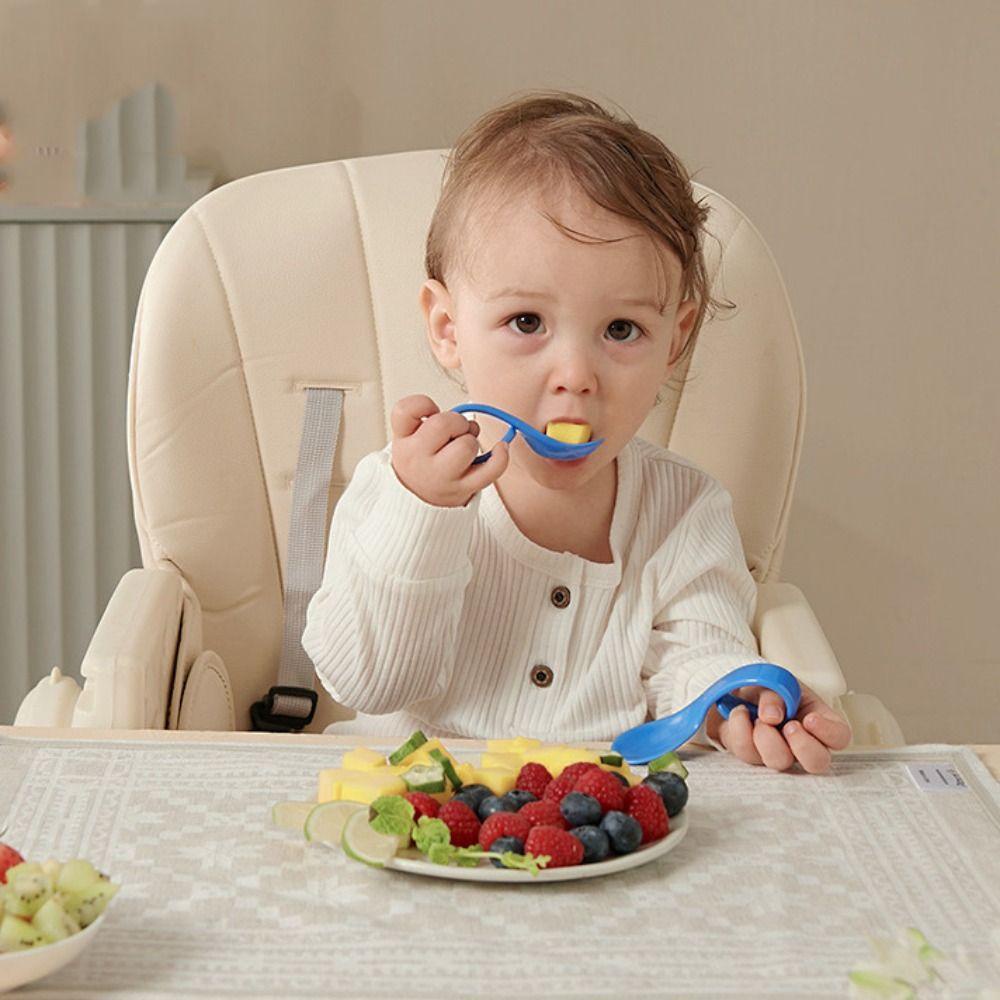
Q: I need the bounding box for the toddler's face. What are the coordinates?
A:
[422,183,697,492]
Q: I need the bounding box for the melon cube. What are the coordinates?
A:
[486,737,543,754]
[480,751,524,771]
[470,767,517,796]
[342,747,387,771]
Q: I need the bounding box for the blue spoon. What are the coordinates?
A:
[451,403,605,464]
[611,663,801,765]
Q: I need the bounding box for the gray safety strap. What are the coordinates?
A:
[269,387,344,720]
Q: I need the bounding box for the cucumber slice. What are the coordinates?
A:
[428,748,463,790]
[388,729,428,765]
[647,750,689,780]
[401,763,446,793]
[600,753,623,767]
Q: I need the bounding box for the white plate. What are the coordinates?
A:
[0,911,109,994]
[385,809,688,883]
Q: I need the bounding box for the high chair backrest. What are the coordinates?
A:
[128,149,805,732]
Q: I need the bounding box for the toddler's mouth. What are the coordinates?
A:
[544,420,593,444]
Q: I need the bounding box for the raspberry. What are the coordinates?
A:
[541,772,577,805]
[478,811,532,851]
[524,826,585,868]
[518,799,568,830]
[402,792,440,822]
[437,799,481,848]
[560,761,601,784]
[624,784,669,844]
[515,762,553,799]
[573,768,627,814]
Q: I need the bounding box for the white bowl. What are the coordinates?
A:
[0,910,108,994]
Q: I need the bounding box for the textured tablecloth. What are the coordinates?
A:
[1,734,999,998]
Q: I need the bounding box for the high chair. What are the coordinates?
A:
[14,148,905,747]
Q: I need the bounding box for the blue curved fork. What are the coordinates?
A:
[611,664,802,765]
[451,403,605,464]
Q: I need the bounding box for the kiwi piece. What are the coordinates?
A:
[33,896,81,943]
[0,913,46,950]
[388,730,428,765]
[600,753,624,767]
[61,878,119,928]
[3,870,53,918]
[56,858,101,896]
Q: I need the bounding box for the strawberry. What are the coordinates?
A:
[403,792,440,822]
[514,762,553,800]
[573,768,627,814]
[437,799,481,848]
[524,826,584,868]
[560,761,601,784]
[541,772,577,805]
[0,843,24,884]
[625,784,670,844]
[478,811,532,851]
[518,799,568,830]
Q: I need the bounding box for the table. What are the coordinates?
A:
[2,728,999,998]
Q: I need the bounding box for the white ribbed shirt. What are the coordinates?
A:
[303,435,768,749]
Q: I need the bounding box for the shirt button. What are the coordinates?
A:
[550,585,571,609]
[530,664,554,688]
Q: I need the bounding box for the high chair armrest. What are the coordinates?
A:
[753,581,848,710]
[72,568,187,728]
[753,581,905,747]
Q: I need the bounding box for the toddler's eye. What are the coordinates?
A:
[506,313,544,335]
[606,320,642,344]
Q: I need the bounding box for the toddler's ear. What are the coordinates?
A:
[421,279,462,370]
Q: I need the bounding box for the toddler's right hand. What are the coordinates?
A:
[390,394,509,507]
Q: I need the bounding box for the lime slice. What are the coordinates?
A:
[272,800,317,833]
[369,794,415,848]
[303,800,367,844]
[341,808,400,868]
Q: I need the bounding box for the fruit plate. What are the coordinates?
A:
[0,910,109,993]
[385,809,688,883]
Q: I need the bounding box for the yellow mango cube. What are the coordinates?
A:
[486,737,542,754]
[339,771,407,804]
[317,768,343,803]
[397,738,459,770]
[470,767,518,796]
[341,747,387,771]
[545,421,592,444]
[480,751,524,771]
[455,762,477,787]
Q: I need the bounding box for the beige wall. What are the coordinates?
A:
[1,0,997,743]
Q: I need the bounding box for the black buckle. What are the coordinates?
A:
[250,686,318,732]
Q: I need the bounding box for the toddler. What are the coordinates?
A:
[302,90,851,773]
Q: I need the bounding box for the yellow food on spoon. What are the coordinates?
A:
[545,421,591,444]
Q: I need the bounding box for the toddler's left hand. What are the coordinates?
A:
[704,680,852,774]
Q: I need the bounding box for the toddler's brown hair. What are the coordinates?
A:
[424,89,734,396]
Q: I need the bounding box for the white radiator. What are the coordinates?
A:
[0,211,175,721]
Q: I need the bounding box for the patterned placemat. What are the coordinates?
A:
[1,735,998,998]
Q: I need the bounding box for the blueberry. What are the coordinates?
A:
[489,835,525,867]
[569,825,611,864]
[452,783,492,810]
[641,772,688,817]
[502,789,537,811]
[559,791,603,828]
[477,794,515,821]
[609,771,630,788]
[600,811,643,854]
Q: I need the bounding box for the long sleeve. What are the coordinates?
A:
[302,444,477,716]
[641,478,768,751]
